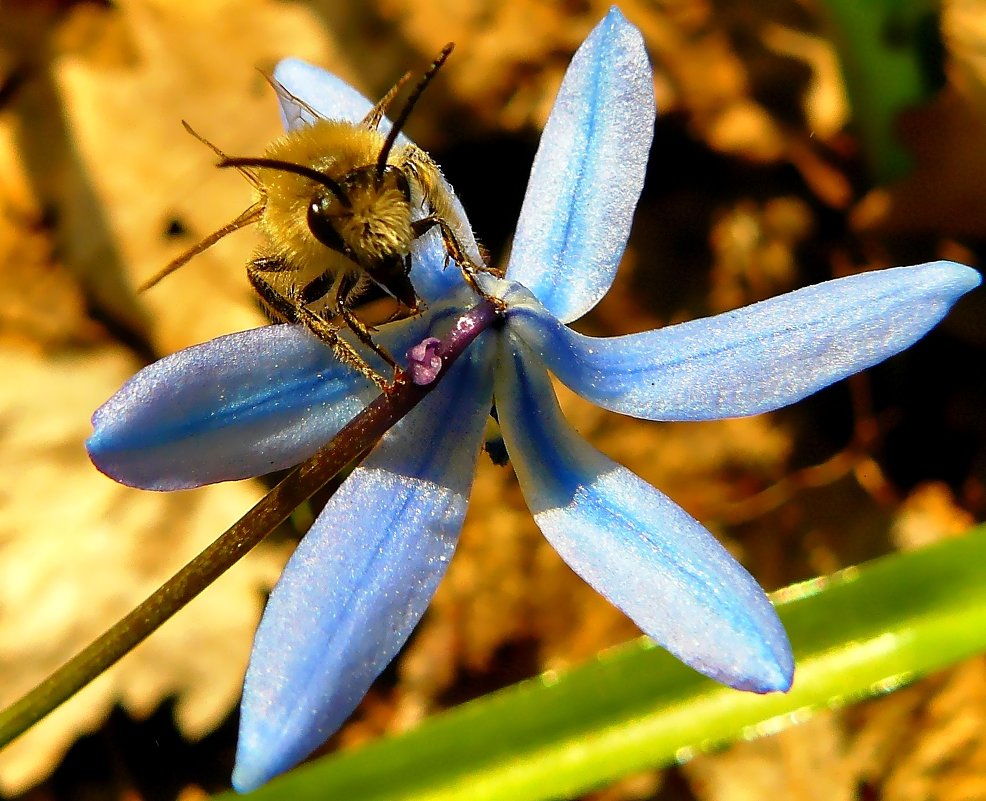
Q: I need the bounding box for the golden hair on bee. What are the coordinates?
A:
[142,44,489,388]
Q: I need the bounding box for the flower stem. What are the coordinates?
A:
[0,299,501,748]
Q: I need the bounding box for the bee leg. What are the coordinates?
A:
[332,270,405,383]
[246,258,297,324]
[298,270,335,308]
[299,269,405,386]
[247,263,391,391]
[401,147,503,279]
[411,216,506,311]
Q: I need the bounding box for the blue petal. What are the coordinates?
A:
[272,58,481,302]
[510,261,981,421]
[494,337,793,693]
[232,337,495,792]
[87,317,441,490]
[408,205,482,304]
[506,9,655,324]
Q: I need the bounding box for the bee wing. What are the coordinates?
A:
[265,73,327,130]
[272,58,401,135]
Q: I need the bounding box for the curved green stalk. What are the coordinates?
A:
[817,0,943,182]
[225,527,986,801]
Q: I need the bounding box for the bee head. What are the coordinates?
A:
[299,164,417,308]
[306,182,419,311]
[306,163,414,263]
[219,157,416,280]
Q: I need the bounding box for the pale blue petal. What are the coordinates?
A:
[494,338,793,692]
[506,9,654,324]
[87,315,441,490]
[232,337,495,792]
[272,58,481,302]
[510,261,981,421]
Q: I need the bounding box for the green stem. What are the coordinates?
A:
[816,0,941,182]
[222,527,986,801]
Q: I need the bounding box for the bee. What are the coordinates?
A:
[141,44,489,388]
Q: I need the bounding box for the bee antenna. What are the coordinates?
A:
[375,42,454,180]
[362,70,414,131]
[219,157,352,208]
[182,120,261,190]
[139,202,264,292]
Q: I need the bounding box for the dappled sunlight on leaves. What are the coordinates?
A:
[0,344,287,793]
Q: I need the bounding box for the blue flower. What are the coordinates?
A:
[86,8,981,792]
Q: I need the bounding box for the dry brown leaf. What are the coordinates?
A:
[676,659,986,801]
[848,659,986,801]
[891,482,975,551]
[50,0,337,353]
[373,0,825,165]
[943,0,986,115]
[375,0,599,132]
[851,88,986,236]
[682,712,855,801]
[708,197,811,312]
[585,770,663,801]
[761,23,849,140]
[0,342,287,793]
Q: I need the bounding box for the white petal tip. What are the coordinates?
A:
[231,739,288,794]
[717,638,794,694]
[908,259,980,295]
[230,763,266,795]
[937,260,982,294]
[746,660,795,695]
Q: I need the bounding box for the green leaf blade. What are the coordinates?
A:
[222,527,986,801]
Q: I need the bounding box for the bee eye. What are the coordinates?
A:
[307,195,348,254]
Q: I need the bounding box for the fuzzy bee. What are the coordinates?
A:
[142,44,488,388]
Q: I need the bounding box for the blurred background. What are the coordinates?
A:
[0,0,984,799]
